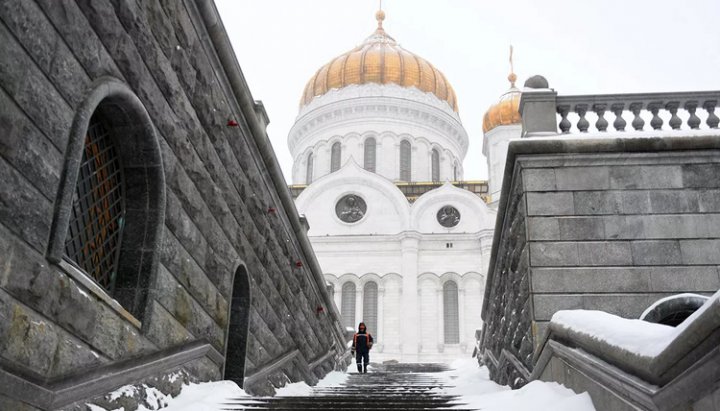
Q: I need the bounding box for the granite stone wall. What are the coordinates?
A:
[0,0,347,408]
[480,136,720,386]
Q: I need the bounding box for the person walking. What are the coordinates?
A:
[351,322,373,373]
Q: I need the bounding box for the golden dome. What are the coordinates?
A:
[482,86,521,133]
[300,11,459,112]
[482,47,522,133]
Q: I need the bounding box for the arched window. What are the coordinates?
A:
[48,78,165,322]
[331,142,342,172]
[453,163,459,181]
[341,282,356,329]
[443,281,460,344]
[399,140,411,181]
[64,113,126,293]
[327,283,335,300]
[363,281,379,340]
[306,152,314,184]
[431,149,440,182]
[364,138,376,172]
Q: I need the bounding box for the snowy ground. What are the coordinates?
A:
[435,359,595,411]
[120,359,594,411]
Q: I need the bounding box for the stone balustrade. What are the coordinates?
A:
[519,76,720,136]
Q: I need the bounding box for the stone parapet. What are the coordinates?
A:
[479,134,720,387]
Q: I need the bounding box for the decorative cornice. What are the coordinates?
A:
[288,84,468,157]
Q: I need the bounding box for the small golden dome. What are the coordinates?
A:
[483,47,522,133]
[482,87,521,133]
[300,11,458,112]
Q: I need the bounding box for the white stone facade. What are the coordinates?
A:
[289,67,497,362]
[294,160,495,362]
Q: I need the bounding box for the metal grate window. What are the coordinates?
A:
[443,281,460,344]
[341,282,356,329]
[331,142,341,172]
[65,115,126,293]
[306,152,314,184]
[364,138,376,173]
[400,140,411,181]
[431,149,440,182]
[363,281,378,340]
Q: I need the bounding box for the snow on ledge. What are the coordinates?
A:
[551,290,718,358]
[551,310,677,358]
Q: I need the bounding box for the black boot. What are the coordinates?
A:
[363,364,368,374]
[357,363,362,373]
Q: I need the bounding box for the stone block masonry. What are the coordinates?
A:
[0,0,347,409]
[480,135,720,387]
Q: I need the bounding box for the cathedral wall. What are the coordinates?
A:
[0,0,346,408]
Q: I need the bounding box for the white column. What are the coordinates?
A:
[355,287,363,329]
[400,234,420,361]
[378,286,385,351]
[459,286,466,351]
[333,286,341,315]
[436,286,443,351]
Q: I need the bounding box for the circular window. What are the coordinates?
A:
[437,205,461,228]
[335,194,367,223]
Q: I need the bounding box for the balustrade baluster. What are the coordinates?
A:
[593,104,609,131]
[666,102,681,130]
[629,102,645,131]
[705,100,719,129]
[685,101,701,129]
[611,103,626,131]
[557,105,571,133]
[648,102,664,130]
[575,104,589,132]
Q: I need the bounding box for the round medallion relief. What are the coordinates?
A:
[335,194,367,223]
[437,205,461,228]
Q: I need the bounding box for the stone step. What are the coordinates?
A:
[222,363,474,410]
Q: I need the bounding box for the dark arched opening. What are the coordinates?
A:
[641,294,708,327]
[225,264,251,387]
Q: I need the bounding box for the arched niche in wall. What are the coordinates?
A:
[225,263,252,387]
[47,76,165,323]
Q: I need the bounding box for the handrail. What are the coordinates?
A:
[556,91,719,133]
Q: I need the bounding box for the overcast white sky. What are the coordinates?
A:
[216,0,720,181]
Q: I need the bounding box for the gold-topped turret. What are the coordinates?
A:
[300,9,458,112]
[482,45,522,133]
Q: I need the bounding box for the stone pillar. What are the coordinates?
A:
[518,75,558,138]
[400,234,420,361]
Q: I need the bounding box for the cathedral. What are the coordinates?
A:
[287,10,521,362]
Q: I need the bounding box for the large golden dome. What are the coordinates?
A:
[482,72,521,133]
[300,11,458,112]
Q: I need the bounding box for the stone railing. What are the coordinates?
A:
[519,76,720,136]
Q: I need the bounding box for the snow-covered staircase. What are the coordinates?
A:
[222,363,474,410]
